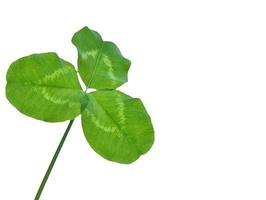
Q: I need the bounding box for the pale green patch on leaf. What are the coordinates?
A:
[72,26,131,89]
[82,90,154,164]
[6,53,85,122]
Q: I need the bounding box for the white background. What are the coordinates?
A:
[0,0,266,199]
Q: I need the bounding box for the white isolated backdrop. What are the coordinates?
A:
[0,0,266,199]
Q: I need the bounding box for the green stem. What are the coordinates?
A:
[34,119,75,200]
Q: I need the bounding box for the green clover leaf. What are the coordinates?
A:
[6,53,85,122]
[83,90,154,164]
[72,27,131,89]
[6,26,154,199]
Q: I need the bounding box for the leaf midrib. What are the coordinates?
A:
[87,43,104,88]
[7,81,82,91]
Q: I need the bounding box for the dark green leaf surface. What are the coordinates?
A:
[72,26,131,89]
[6,53,85,122]
[82,90,154,164]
